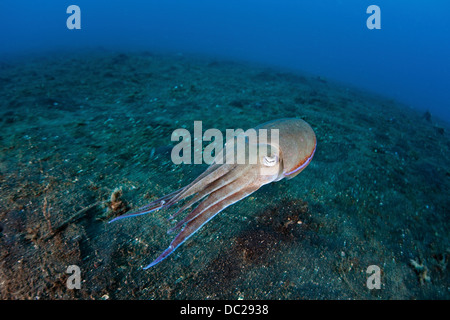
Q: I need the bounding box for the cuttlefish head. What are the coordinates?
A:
[253,117,317,183]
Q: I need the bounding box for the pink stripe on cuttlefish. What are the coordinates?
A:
[284,140,316,176]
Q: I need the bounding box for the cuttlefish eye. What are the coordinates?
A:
[263,155,278,167]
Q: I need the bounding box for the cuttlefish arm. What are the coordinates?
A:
[109,118,316,269]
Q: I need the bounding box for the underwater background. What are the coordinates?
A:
[0,1,449,299]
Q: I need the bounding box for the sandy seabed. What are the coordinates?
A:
[0,50,448,299]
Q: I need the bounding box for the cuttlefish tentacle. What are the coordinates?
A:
[109,118,316,269]
[166,164,223,206]
[108,187,184,223]
[169,163,243,221]
[168,167,256,233]
[144,181,261,269]
[108,163,225,223]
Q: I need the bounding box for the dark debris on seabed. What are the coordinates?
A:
[0,50,449,299]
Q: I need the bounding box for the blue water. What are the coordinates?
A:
[1,0,449,121]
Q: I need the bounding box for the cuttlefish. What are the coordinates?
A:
[109,118,316,269]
